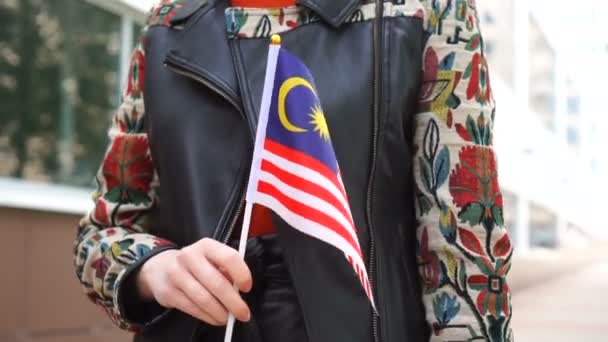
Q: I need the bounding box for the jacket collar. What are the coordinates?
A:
[170,0,362,28]
[170,0,208,24]
[297,0,362,28]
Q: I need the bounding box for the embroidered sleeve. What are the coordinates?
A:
[414,1,513,341]
[73,36,177,332]
[148,0,187,27]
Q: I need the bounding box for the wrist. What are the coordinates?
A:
[136,249,178,302]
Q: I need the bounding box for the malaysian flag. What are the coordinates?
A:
[244,36,375,309]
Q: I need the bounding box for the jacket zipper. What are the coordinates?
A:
[222,180,248,244]
[368,1,383,342]
[164,60,249,245]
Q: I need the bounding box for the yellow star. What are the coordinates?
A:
[309,105,330,141]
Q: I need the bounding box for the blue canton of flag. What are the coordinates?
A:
[245,38,376,310]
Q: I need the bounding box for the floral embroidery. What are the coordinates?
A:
[455,112,492,145]
[125,45,145,99]
[439,203,458,244]
[418,48,462,127]
[102,135,154,206]
[416,184,434,217]
[432,292,461,335]
[92,199,112,227]
[449,146,504,235]
[464,52,492,106]
[425,0,452,35]
[116,104,146,134]
[418,226,446,292]
[418,119,451,207]
[148,0,186,27]
[225,1,424,39]
[225,8,248,38]
[416,0,513,341]
[74,19,176,331]
[468,257,510,317]
[455,0,467,21]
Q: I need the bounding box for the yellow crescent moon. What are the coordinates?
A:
[278,77,316,133]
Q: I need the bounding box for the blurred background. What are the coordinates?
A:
[0,0,606,341]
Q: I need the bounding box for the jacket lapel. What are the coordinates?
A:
[297,0,362,28]
[165,0,241,106]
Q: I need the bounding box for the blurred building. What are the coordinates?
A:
[0,1,148,341]
[481,1,557,130]
[479,0,605,252]
[479,0,514,87]
[528,17,556,129]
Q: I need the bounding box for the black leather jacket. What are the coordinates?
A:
[74,0,514,341]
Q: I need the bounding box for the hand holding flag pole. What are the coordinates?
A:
[223,34,282,342]
[224,34,375,342]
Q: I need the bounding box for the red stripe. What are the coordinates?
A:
[348,253,370,300]
[260,159,355,228]
[351,258,371,300]
[258,181,362,256]
[264,139,348,200]
[349,256,364,287]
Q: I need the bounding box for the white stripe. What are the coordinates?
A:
[255,192,369,283]
[337,169,346,189]
[257,170,360,249]
[261,149,353,218]
[348,252,375,309]
[246,44,280,202]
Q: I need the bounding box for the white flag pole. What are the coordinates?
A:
[223,34,282,342]
[223,201,253,342]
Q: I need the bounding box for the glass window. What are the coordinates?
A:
[483,12,495,24]
[0,0,140,188]
[567,95,580,115]
[529,203,558,249]
[567,126,579,146]
[485,40,494,55]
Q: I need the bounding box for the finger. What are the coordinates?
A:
[170,289,223,326]
[178,270,229,324]
[218,266,234,284]
[201,239,253,293]
[189,257,251,322]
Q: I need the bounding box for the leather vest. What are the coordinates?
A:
[140,0,429,340]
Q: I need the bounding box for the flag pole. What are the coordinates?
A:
[222,202,253,342]
[223,34,282,342]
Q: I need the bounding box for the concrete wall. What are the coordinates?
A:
[0,207,131,342]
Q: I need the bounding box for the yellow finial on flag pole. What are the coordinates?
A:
[271,34,282,45]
